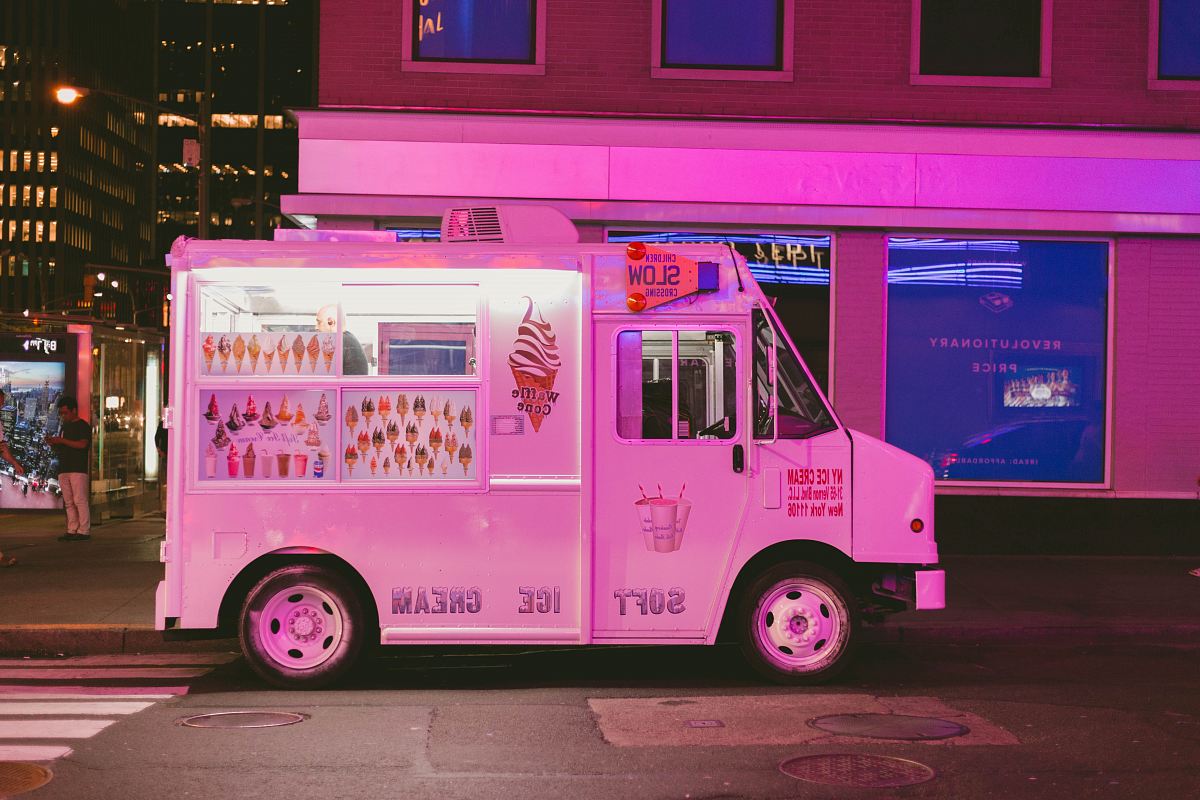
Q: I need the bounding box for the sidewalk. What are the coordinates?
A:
[1,511,1198,655]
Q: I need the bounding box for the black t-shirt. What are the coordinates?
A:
[342,330,369,375]
[55,418,92,474]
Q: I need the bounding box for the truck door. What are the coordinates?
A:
[592,321,750,637]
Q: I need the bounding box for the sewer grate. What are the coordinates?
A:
[684,719,725,728]
[179,711,307,729]
[0,762,54,796]
[780,753,936,788]
[810,713,969,741]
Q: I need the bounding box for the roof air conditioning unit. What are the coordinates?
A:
[441,205,579,244]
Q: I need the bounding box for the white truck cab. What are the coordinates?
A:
[157,207,944,688]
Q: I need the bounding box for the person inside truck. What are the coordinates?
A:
[316,303,369,375]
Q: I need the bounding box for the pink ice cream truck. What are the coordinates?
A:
[157,207,944,688]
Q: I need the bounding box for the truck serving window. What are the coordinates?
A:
[616,329,737,441]
[753,309,835,439]
[341,284,479,377]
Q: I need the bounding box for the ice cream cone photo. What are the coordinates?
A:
[248,334,261,372]
[233,334,246,372]
[458,444,472,476]
[292,334,304,373]
[307,334,320,371]
[263,335,276,371]
[217,335,231,372]
[203,335,216,373]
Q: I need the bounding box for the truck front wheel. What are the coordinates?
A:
[239,565,365,689]
[740,561,858,684]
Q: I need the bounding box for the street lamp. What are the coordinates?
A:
[53,83,210,239]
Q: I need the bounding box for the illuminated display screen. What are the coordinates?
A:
[885,238,1108,484]
[412,0,535,63]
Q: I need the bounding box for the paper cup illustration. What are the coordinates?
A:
[649,498,679,553]
[634,499,655,551]
[673,498,692,550]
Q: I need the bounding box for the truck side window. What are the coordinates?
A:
[753,310,835,439]
[617,330,737,441]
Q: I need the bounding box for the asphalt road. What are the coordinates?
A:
[8,641,1200,799]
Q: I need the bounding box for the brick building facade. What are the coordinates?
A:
[283,0,1200,510]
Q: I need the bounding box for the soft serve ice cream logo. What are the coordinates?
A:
[508,296,561,432]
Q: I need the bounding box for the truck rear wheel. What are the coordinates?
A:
[740,561,858,684]
[239,565,365,689]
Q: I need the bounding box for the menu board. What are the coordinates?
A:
[199,331,337,377]
[198,389,336,481]
[340,389,477,481]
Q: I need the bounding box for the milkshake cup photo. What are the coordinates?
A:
[276,452,291,477]
[673,498,692,550]
[294,451,309,477]
[261,450,272,478]
[634,499,655,551]
[649,498,679,553]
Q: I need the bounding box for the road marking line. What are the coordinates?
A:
[0,719,116,738]
[0,701,155,716]
[0,667,211,680]
[0,745,73,760]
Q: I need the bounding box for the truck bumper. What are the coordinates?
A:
[915,569,946,610]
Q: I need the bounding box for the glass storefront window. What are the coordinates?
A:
[661,0,784,70]
[885,237,1109,484]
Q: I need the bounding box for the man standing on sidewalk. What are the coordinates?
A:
[46,395,92,542]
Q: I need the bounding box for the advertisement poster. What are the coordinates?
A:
[884,238,1108,483]
[198,389,335,481]
[200,331,337,377]
[340,389,477,481]
[0,334,77,509]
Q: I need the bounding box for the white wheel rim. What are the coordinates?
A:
[753,579,847,672]
[257,584,345,671]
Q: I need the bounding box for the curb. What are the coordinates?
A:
[866,622,1200,646]
[0,625,237,657]
[3,623,1198,657]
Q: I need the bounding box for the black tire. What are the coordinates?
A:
[239,564,366,689]
[738,560,858,684]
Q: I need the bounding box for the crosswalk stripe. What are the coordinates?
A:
[0,667,211,680]
[0,719,116,738]
[0,685,189,696]
[0,692,175,700]
[0,701,155,716]
[0,745,73,761]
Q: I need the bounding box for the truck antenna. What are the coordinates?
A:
[726,243,746,293]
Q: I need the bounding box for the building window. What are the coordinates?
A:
[616,329,738,442]
[1152,0,1200,83]
[49,221,56,242]
[912,0,1051,87]
[402,0,546,75]
[884,237,1109,485]
[652,0,793,81]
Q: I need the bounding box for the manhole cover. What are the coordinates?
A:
[810,713,969,741]
[179,711,307,729]
[685,719,725,728]
[0,762,53,796]
[780,754,936,788]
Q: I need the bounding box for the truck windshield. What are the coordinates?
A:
[753,309,836,440]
